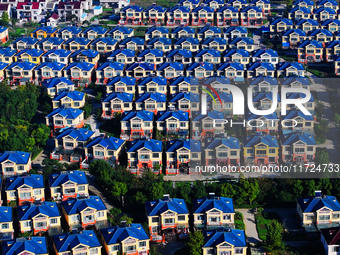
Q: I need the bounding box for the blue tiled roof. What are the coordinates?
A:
[139,76,167,86]
[146,26,169,35]
[53,230,101,252]
[70,49,99,58]
[35,62,66,71]
[64,62,94,71]
[144,5,167,12]
[101,224,149,245]
[289,6,312,13]
[0,48,16,57]
[147,37,171,46]
[3,237,48,255]
[6,61,36,71]
[192,5,214,13]
[42,77,74,89]
[0,151,30,165]
[297,194,340,213]
[0,207,12,223]
[252,92,281,102]
[247,62,275,71]
[271,18,294,26]
[13,37,39,46]
[103,92,133,102]
[229,37,254,45]
[109,49,135,58]
[168,5,190,12]
[16,49,44,57]
[192,110,224,121]
[6,174,44,191]
[178,0,200,4]
[157,110,189,122]
[317,0,338,5]
[0,26,7,33]
[282,110,314,120]
[38,37,64,46]
[128,139,162,152]
[85,137,125,150]
[166,139,201,152]
[195,49,221,58]
[169,92,200,102]
[45,49,72,58]
[121,5,144,12]
[203,228,246,248]
[56,128,94,142]
[46,108,83,119]
[224,26,247,34]
[136,92,166,102]
[246,112,278,121]
[207,92,233,103]
[249,76,278,86]
[277,62,305,71]
[64,37,91,45]
[166,49,192,58]
[32,26,57,34]
[146,197,188,216]
[82,26,108,35]
[281,133,316,146]
[122,110,154,121]
[175,37,199,46]
[252,49,278,58]
[313,7,336,14]
[193,196,234,213]
[283,28,307,37]
[244,134,279,147]
[197,26,222,34]
[204,76,231,84]
[57,26,82,36]
[205,0,224,4]
[217,62,244,71]
[49,170,88,187]
[157,62,183,71]
[18,202,60,221]
[287,92,314,102]
[224,49,249,58]
[296,19,319,26]
[90,37,117,46]
[206,137,240,150]
[171,26,195,35]
[250,0,270,3]
[282,77,310,86]
[138,49,164,58]
[62,196,106,215]
[187,62,214,71]
[97,62,124,71]
[308,29,333,37]
[0,61,7,70]
[169,76,199,86]
[53,91,85,102]
[293,0,313,6]
[109,26,133,35]
[241,6,263,12]
[107,76,136,86]
[227,0,247,4]
[202,37,227,45]
[217,5,239,13]
[321,19,340,26]
[126,62,154,71]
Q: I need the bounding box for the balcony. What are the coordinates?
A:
[139,158,150,162]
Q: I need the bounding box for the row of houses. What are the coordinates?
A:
[119,2,270,27]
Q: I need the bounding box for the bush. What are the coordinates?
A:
[235,211,244,221]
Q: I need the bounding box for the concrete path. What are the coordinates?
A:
[86,173,114,210]
[237,209,261,246]
[32,138,55,170]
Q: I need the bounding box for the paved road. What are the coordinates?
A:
[237,209,261,246]
[32,138,55,169]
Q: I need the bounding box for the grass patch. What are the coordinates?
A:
[134,27,148,38]
[306,68,326,78]
[256,210,281,241]
[131,0,178,8]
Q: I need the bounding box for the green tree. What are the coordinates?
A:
[220,183,235,198]
[1,11,9,26]
[304,180,316,196]
[265,220,285,252]
[187,231,204,255]
[293,180,304,198]
[191,181,207,199]
[135,191,147,205]
[149,183,165,200]
[315,147,329,166]
[118,214,133,225]
[334,113,340,124]
[111,181,128,200]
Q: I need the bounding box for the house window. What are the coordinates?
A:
[139,241,147,247]
[269,157,276,163]
[178,215,185,221]
[33,189,42,196]
[152,217,159,223]
[152,153,159,158]
[97,211,104,218]
[23,221,31,227]
[90,248,98,255]
[2,223,9,229]
[319,215,330,221]
[111,245,120,251]
[269,149,276,154]
[247,149,253,154]
[333,213,340,219]
[78,185,85,191]
[50,218,57,224]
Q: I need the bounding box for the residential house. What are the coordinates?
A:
[106,76,136,94]
[240,6,263,26]
[249,76,279,93]
[64,62,95,86]
[46,14,60,27]
[224,26,247,41]
[282,29,307,49]
[156,62,184,79]
[145,26,169,40]
[143,5,167,25]
[100,224,150,255]
[5,62,36,85]
[10,37,39,51]
[35,62,66,83]
[281,111,315,134]
[174,37,200,52]
[252,49,279,64]
[0,26,8,43]
[192,111,225,139]
[57,2,86,23]
[165,49,193,65]
[320,227,340,255]
[204,76,233,93]
[90,38,118,53]
[61,196,107,229]
[84,137,125,165]
[281,132,316,164]
[297,191,340,227]
[207,92,234,115]
[321,19,340,32]
[250,0,271,15]
[0,151,31,176]
[171,26,195,39]
[137,49,164,65]
[169,76,198,94]
[138,76,167,94]
[156,111,189,138]
[145,195,189,237]
[17,3,43,23]
[5,174,44,205]
[101,92,133,117]
[146,37,171,53]
[298,40,324,63]
[202,228,247,255]
[53,230,102,255]
[53,127,94,152]
[42,77,75,97]
[70,49,100,68]
[121,110,154,140]
[56,27,82,40]
[81,26,108,40]
[251,92,281,115]
[37,37,65,51]
[313,7,337,21]
[308,29,333,45]
[96,62,125,84]
[333,54,340,75]
[187,62,214,79]
[288,7,312,20]
[3,237,48,255]
[281,77,310,91]
[63,37,91,51]
[227,0,248,9]
[119,5,144,25]
[18,202,61,235]
[107,49,135,64]
[246,113,279,135]
[107,26,134,40]
[292,0,314,11]
[276,62,305,77]
[269,18,294,34]
[167,6,190,26]
[31,27,57,39]
[168,92,200,115]
[193,194,235,229]
[204,0,225,10]
[0,61,7,81]
[197,26,222,40]
[247,62,275,78]
[201,37,227,51]
[125,62,155,78]
[216,62,245,79]
[0,48,16,64]
[52,91,85,109]
[0,207,13,240]
[325,40,340,61]
[229,37,254,51]
[317,0,339,10]
[136,92,166,114]
[14,48,44,64]
[119,37,145,51]
[205,137,241,166]
[127,139,163,174]
[178,0,200,9]
[216,6,239,26]
[223,49,250,65]
[191,6,215,26]
[46,108,84,130]
[295,19,319,32]
[165,139,201,174]
[195,49,221,64]
[42,49,72,65]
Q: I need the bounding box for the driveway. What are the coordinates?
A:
[264,208,299,230]
[86,173,114,210]
[237,209,261,246]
